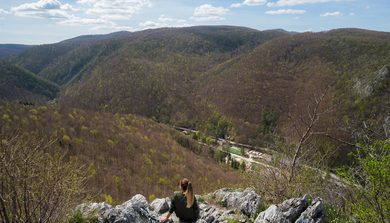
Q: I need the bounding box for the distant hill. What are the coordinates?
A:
[0,59,59,104]
[4,27,390,160]
[0,44,31,58]
[268,28,298,34]
[59,31,131,44]
[6,31,131,75]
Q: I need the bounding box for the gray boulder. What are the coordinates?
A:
[200,205,217,223]
[213,188,231,200]
[151,198,169,214]
[219,188,262,219]
[219,210,237,222]
[254,194,312,223]
[254,205,285,223]
[103,208,122,223]
[118,194,150,210]
[221,192,242,209]
[113,207,144,223]
[239,191,262,219]
[278,194,311,222]
[295,198,326,223]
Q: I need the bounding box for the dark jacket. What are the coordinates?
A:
[168,191,199,221]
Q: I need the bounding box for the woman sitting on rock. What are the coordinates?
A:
[160,178,200,223]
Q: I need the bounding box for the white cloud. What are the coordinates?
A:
[158,15,186,23]
[59,16,114,26]
[158,15,174,22]
[77,0,153,20]
[58,16,134,31]
[349,12,355,16]
[320,27,325,29]
[139,21,166,27]
[190,16,226,21]
[295,16,299,19]
[267,0,346,7]
[11,0,73,19]
[366,6,370,9]
[243,0,267,6]
[192,4,228,22]
[139,20,192,30]
[194,4,229,16]
[265,9,306,14]
[230,3,243,8]
[0,9,11,14]
[320,11,343,17]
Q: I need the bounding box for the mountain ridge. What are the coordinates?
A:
[3,26,390,158]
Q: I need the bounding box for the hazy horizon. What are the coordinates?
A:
[0,0,389,45]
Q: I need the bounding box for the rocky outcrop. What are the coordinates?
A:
[151,198,170,214]
[218,188,262,220]
[254,194,326,223]
[295,198,326,223]
[354,65,390,97]
[74,189,325,223]
[212,188,232,201]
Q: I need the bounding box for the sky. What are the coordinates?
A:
[0,0,389,45]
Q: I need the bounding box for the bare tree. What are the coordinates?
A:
[0,127,91,223]
[246,84,343,204]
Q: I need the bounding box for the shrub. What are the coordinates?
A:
[338,140,390,222]
[0,130,90,222]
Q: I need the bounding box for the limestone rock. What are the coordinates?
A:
[118,194,150,210]
[221,192,242,209]
[212,188,231,200]
[254,194,312,223]
[151,198,169,214]
[219,210,237,222]
[295,198,326,223]
[239,190,262,219]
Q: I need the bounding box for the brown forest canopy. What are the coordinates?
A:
[3,27,390,158]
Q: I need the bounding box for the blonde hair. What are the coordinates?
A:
[180,178,194,208]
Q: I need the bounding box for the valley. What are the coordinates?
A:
[1,26,390,222]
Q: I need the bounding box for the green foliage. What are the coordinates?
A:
[206,136,215,145]
[338,140,390,222]
[0,59,59,104]
[68,211,87,223]
[325,205,353,223]
[198,195,205,202]
[105,194,113,204]
[68,210,100,223]
[261,105,277,134]
[0,103,243,206]
[149,194,156,203]
[190,132,198,140]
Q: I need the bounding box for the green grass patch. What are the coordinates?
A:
[229,147,242,155]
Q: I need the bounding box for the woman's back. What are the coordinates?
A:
[170,191,199,221]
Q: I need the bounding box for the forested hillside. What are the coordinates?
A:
[0,59,59,104]
[2,26,390,222]
[0,103,242,204]
[4,27,390,159]
[0,44,31,58]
